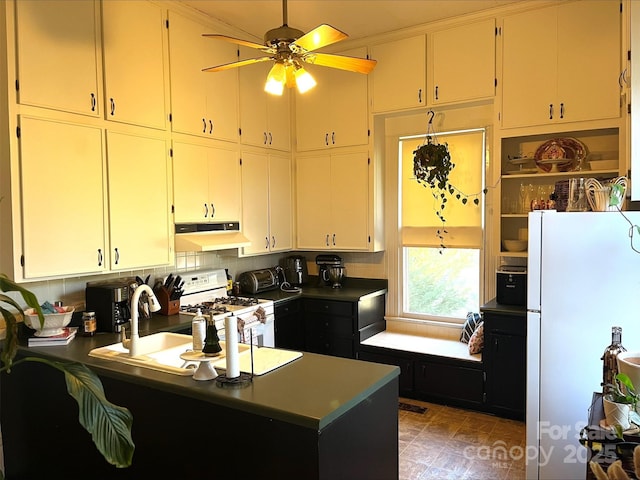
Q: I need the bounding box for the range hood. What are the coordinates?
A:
[174,222,251,252]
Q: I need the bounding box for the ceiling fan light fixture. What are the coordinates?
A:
[294,66,316,94]
[264,62,286,95]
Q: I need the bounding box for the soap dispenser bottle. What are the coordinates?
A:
[192,308,206,351]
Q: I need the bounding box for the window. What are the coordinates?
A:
[399,128,485,323]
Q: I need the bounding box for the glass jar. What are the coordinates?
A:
[82,311,97,337]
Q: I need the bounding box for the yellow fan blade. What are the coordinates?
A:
[303,52,377,74]
[203,56,273,73]
[203,34,272,52]
[292,24,347,53]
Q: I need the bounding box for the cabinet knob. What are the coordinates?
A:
[114,247,119,265]
[202,118,207,133]
[325,133,329,146]
[271,235,276,248]
[110,98,115,116]
[90,93,96,112]
[559,103,564,119]
[549,104,553,120]
[263,132,268,144]
[204,203,208,218]
[269,132,273,145]
[418,88,422,104]
[209,120,213,135]
[97,248,102,266]
[210,203,215,218]
[265,236,269,249]
[435,85,439,100]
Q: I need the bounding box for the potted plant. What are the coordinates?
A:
[413,136,485,249]
[0,274,134,477]
[603,373,640,434]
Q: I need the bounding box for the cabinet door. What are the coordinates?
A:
[168,11,206,136]
[268,154,293,252]
[371,35,426,113]
[208,146,240,222]
[19,117,105,278]
[296,155,332,249]
[106,131,171,270]
[239,55,291,151]
[295,68,331,151]
[203,40,239,143]
[241,151,270,255]
[331,152,369,250]
[485,332,526,415]
[431,19,495,105]
[168,11,238,141]
[15,0,100,116]
[329,47,369,148]
[502,7,557,129]
[102,0,167,129]
[274,300,304,350]
[556,1,620,124]
[172,141,210,223]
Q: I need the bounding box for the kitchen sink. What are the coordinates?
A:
[88,332,303,376]
[88,332,197,376]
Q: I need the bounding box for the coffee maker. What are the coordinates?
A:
[85,280,131,333]
[282,255,308,286]
[315,254,344,287]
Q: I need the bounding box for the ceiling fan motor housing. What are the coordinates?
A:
[264,25,305,49]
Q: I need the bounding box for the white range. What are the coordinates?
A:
[177,269,275,348]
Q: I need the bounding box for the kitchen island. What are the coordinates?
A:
[1,320,399,479]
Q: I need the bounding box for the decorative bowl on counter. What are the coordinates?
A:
[23,306,75,337]
[502,239,527,252]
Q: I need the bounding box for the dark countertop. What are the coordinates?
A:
[18,317,398,431]
[255,276,388,305]
[480,298,527,316]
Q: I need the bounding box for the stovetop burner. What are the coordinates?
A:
[180,302,229,315]
[213,296,259,307]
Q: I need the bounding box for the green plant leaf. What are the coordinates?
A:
[26,358,135,468]
[0,274,44,371]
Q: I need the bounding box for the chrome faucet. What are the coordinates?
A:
[121,284,161,357]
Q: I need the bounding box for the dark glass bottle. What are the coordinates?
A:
[602,326,626,392]
[202,318,222,356]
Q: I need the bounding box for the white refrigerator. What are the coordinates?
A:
[526,210,640,480]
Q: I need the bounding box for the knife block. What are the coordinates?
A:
[155,286,180,316]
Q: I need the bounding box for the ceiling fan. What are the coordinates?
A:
[201,0,377,95]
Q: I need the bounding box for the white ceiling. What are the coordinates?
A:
[180,0,523,43]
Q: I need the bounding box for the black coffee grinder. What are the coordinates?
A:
[315,254,343,287]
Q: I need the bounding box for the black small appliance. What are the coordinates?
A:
[282,255,308,286]
[85,280,131,333]
[315,254,343,286]
[496,266,527,306]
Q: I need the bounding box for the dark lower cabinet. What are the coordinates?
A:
[274,299,305,350]
[359,345,484,410]
[481,304,527,420]
[302,295,385,359]
[414,359,484,407]
[358,349,414,396]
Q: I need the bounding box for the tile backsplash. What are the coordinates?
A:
[4,250,387,312]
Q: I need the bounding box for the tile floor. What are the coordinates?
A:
[398,398,526,480]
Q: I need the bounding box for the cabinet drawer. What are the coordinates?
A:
[275,300,301,316]
[305,333,354,358]
[305,313,355,336]
[483,312,526,336]
[303,299,354,317]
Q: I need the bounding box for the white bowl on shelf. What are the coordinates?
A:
[23,307,75,337]
[589,160,618,171]
[502,239,527,252]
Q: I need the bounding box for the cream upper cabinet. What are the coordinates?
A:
[19,117,106,279]
[296,151,369,251]
[371,35,426,113]
[168,11,239,142]
[296,47,369,151]
[240,151,292,255]
[429,18,496,105]
[501,1,621,129]
[102,1,167,130]
[173,140,241,223]
[238,51,291,151]
[106,131,172,270]
[15,0,100,117]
